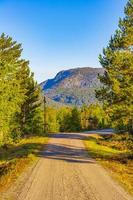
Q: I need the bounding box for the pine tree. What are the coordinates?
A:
[0,33,25,144]
[17,65,44,135]
[0,33,44,145]
[96,0,133,133]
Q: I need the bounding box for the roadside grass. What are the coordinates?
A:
[0,136,48,192]
[84,133,133,195]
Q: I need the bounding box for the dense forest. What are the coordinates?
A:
[44,104,109,133]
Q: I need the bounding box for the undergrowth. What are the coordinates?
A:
[84,133,133,195]
[0,136,48,192]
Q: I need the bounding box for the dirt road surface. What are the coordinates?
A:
[16,132,132,200]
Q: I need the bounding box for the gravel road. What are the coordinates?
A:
[17,132,132,200]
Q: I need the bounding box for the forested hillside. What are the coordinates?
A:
[41,67,104,106]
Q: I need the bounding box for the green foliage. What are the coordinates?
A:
[81,104,110,130]
[44,104,109,133]
[96,0,133,133]
[57,106,81,132]
[80,105,89,130]
[57,107,70,132]
[0,34,25,144]
[45,107,59,133]
[70,107,81,131]
[18,73,44,136]
[0,33,44,146]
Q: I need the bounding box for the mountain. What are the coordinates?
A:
[40,67,104,106]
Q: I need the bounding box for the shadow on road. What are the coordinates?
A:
[49,133,86,140]
[39,133,95,164]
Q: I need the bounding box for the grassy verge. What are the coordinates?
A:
[0,136,48,192]
[84,133,133,195]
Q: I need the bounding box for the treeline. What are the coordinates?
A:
[0,34,44,146]
[44,104,109,133]
[96,0,133,133]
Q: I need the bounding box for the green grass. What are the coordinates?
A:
[85,137,120,158]
[84,134,133,195]
[0,136,48,192]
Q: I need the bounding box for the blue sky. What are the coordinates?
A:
[0,0,127,82]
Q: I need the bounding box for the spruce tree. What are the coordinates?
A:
[17,63,44,135]
[96,0,133,132]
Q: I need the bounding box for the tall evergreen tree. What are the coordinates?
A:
[96,0,133,132]
[0,33,25,144]
[0,33,44,145]
[17,61,44,135]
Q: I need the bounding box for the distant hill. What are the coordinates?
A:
[40,67,104,106]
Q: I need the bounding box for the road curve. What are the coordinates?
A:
[17,132,132,200]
